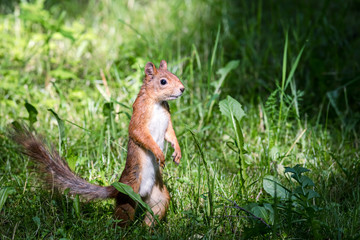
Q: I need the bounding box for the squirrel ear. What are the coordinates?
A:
[145,62,157,78]
[159,60,167,70]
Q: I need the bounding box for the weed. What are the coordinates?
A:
[0,0,359,239]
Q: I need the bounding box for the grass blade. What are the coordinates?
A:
[0,187,15,212]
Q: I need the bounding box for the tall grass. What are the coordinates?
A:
[0,0,359,239]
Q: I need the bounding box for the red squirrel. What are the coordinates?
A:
[10,60,185,227]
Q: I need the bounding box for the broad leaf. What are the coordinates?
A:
[219,95,245,122]
[251,205,268,221]
[263,175,288,199]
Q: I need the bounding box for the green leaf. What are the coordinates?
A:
[48,109,65,141]
[263,175,288,199]
[293,186,304,195]
[59,29,75,42]
[0,187,15,212]
[210,25,221,69]
[32,216,40,227]
[11,121,22,131]
[48,109,66,154]
[300,175,315,187]
[112,182,157,221]
[64,188,70,195]
[219,95,245,122]
[66,155,77,171]
[73,194,80,218]
[285,165,310,176]
[226,141,237,152]
[205,60,239,122]
[103,102,114,118]
[284,44,306,90]
[263,203,274,224]
[251,205,268,221]
[217,60,240,80]
[213,60,240,94]
[269,146,281,161]
[235,119,245,152]
[306,189,320,200]
[25,102,38,126]
[51,81,66,106]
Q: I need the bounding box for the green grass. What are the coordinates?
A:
[1,0,359,239]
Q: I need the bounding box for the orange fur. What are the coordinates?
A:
[119,60,184,226]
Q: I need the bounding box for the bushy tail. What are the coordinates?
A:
[9,125,118,200]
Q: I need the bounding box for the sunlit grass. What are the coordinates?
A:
[0,0,359,239]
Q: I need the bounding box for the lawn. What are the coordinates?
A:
[0,0,359,239]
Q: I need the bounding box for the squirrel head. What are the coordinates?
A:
[144,60,185,102]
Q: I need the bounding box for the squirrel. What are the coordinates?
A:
[9,60,185,227]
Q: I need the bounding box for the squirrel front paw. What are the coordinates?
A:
[172,147,181,165]
[154,149,165,168]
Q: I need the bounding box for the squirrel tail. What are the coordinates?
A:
[9,125,118,200]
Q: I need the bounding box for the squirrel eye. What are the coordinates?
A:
[160,79,167,85]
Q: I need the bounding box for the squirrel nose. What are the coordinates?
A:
[180,87,185,93]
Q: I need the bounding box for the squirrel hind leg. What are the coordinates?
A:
[114,192,137,227]
[143,184,170,227]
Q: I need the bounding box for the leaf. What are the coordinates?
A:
[263,203,274,224]
[51,81,66,105]
[32,216,40,227]
[64,188,70,195]
[48,109,65,141]
[73,194,80,218]
[210,25,221,69]
[251,205,268,221]
[300,176,315,187]
[213,60,240,94]
[263,203,274,213]
[102,102,114,118]
[25,102,38,126]
[226,140,237,152]
[59,29,75,42]
[293,186,304,195]
[235,118,245,151]
[11,121,22,131]
[263,175,288,199]
[219,95,245,122]
[48,109,66,154]
[205,60,239,122]
[0,187,15,212]
[269,146,280,160]
[112,182,157,221]
[284,164,310,176]
[66,155,77,171]
[284,44,306,90]
[217,60,240,78]
[306,189,320,200]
